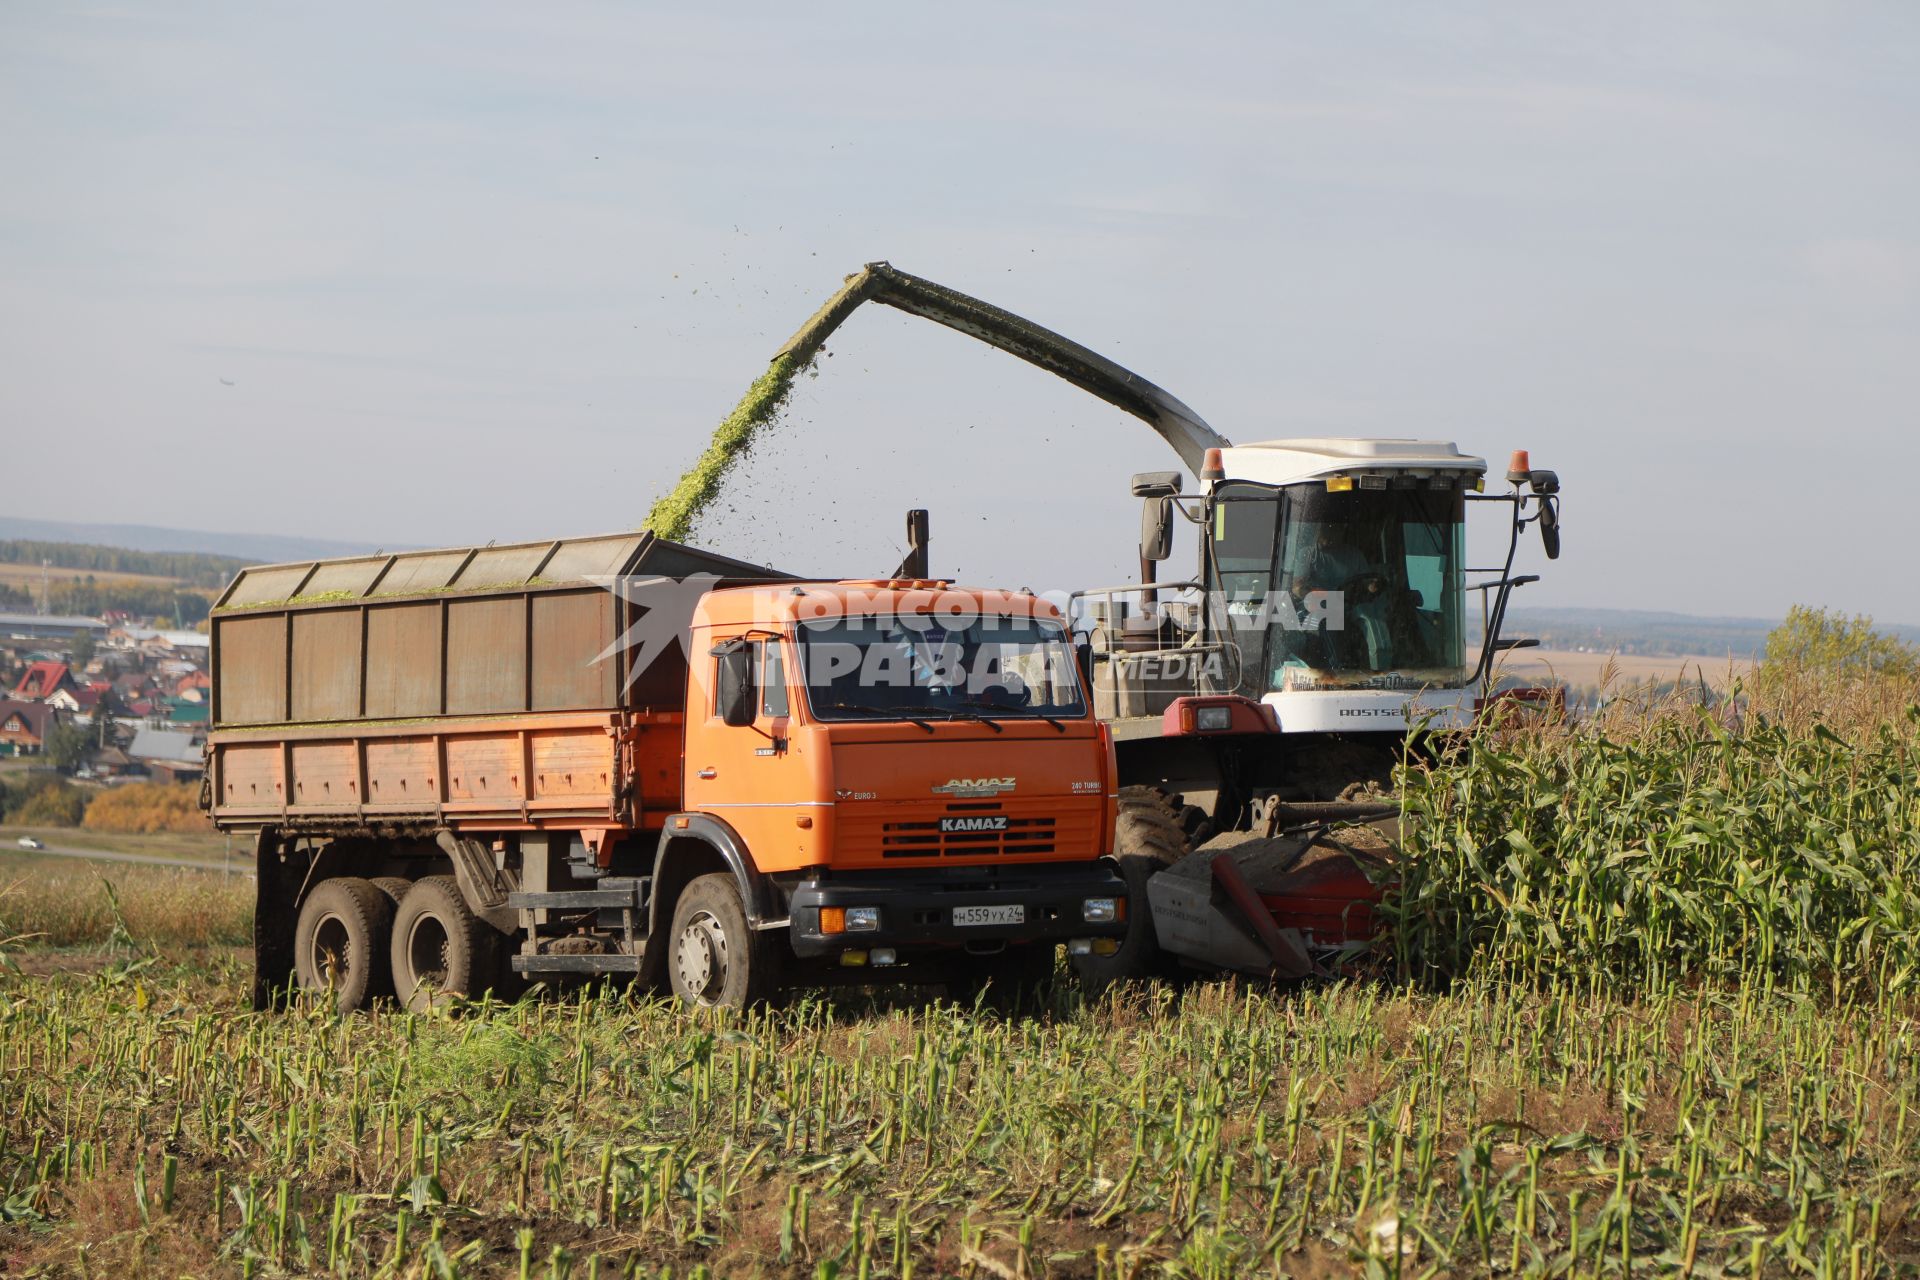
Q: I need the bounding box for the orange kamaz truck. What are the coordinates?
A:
[202,531,1126,1008]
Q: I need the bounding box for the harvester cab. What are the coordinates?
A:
[1081,437,1563,738]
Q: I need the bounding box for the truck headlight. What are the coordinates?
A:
[1082,897,1119,923]
[821,906,881,934]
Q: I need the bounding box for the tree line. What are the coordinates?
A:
[0,540,247,590]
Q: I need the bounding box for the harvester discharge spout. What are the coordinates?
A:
[774,261,1231,475]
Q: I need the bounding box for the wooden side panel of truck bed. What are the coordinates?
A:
[208,711,642,832]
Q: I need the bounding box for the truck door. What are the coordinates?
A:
[685,636,819,870]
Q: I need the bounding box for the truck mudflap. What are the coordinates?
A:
[1144,828,1394,977]
[787,862,1129,958]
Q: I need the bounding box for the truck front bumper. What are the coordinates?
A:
[787,861,1128,959]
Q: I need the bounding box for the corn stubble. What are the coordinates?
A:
[3,682,1918,1275]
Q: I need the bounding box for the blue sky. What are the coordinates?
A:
[3,4,1916,623]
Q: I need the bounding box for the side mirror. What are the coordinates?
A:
[712,641,756,726]
[1140,496,1174,562]
[1130,471,1182,499]
[1538,499,1561,560]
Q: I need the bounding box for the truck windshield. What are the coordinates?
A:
[797,617,1088,721]
[1209,480,1468,694]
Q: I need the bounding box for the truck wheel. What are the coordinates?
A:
[952,943,1057,1013]
[667,873,778,1008]
[390,875,497,1013]
[370,876,412,908]
[293,877,393,1012]
[1071,786,1189,996]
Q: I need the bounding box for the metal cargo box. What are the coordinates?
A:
[209,532,787,728]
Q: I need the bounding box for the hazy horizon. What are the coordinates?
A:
[4,5,1916,624]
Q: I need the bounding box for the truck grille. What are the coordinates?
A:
[881,803,1057,858]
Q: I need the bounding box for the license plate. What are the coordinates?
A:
[953,904,1025,927]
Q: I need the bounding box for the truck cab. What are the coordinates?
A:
[676,582,1125,998]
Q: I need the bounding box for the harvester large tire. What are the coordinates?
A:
[293,877,394,1012]
[390,875,498,1013]
[1071,787,1190,996]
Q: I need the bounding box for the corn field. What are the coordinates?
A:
[3,698,1919,1275]
[1390,706,1920,997]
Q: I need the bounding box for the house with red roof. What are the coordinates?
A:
[11,661,75,702]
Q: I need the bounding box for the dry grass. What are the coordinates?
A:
[0,860,251,951]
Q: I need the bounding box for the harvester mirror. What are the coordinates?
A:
[1130,471,1183,499]
[711,641,757,726]
[1140,496,1174,562]
[1538,499,1562,560]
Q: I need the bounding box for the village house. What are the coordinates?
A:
[128,726,204,782]
[0,698,57,755]
[11,660,76,702]
[45,683,104,717]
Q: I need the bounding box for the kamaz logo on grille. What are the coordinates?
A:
[932,776,1015,798]
[939,815,1010,833]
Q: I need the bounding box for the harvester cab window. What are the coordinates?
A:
[1211,487,1280,609]
[1250,483,1470,693]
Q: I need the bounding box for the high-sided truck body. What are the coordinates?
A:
[203,531,1126,1009]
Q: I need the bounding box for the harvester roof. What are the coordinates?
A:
[1215,437,1486,490]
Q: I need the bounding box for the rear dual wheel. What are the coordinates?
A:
[293,878,393,1012]
[390,875,499,1013]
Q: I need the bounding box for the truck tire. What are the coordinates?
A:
[1070,786,1189,996]
[667,873,779,1008]
[952,943,1057,1013]
[293,877,393,1012]
[370,876,412,908]
[390,875,497,1013]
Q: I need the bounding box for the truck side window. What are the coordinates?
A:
[758,641,789,718]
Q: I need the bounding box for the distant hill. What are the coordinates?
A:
[1479,607,1920,659]
[0,516,396,565]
